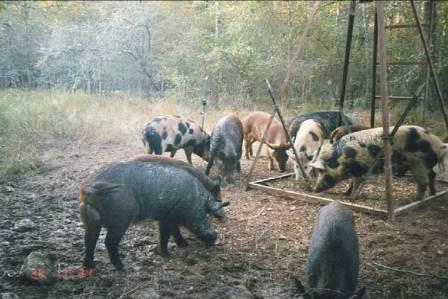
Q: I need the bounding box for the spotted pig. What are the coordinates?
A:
[205,115,243,184]
[242,111,289,172]
[288,111,353,141]
[309,126,448,200]
[287,119,324,180]
[142,115,210,164]
[329,125,369,144]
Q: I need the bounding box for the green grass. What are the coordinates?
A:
[0,89,154,176]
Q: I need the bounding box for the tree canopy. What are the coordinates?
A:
[1,1,447,109]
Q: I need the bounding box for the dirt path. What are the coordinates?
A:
[1,135,448,298]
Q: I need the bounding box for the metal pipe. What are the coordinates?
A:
[337,0,356,127]
[265,79,310,185]
[411,0,448,130]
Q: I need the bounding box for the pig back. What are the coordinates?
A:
[211,115,243,156]
[289,111,353,139]
[243,111,287,147]
[85,161,211,223]
[307,201,359,298]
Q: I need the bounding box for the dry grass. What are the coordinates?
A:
[1,89,445,176]
[0,89,271,176]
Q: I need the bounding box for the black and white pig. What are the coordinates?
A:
[298,201,363,299]
[141,115,210,164]
[309,126,448,200]
[79,156,228,270]
[288,111,353,141]
[205,115,243,184]
[287,119,324,180]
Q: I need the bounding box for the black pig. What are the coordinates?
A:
[79,156,228,270]
[288,111,353,141]
[205,115,243,184]
[303,201,361,299]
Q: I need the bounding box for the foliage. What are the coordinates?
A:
[0,1,447,111]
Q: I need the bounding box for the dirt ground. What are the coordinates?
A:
[1,133,448,299]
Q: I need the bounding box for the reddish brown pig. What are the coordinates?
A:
[242,111,289,172]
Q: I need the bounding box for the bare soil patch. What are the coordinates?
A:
[1,134,448,298]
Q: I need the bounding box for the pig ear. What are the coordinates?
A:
[210,201,230,213]
[85,182,123,195]
[353,287,367,299]
[286,149,295,159]
[212,176,222,187]
[293,277,307,296]
[308,160,325,170]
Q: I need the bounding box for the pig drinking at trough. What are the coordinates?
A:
[288,111,353,141]
[142,115,210,164]
[304,201,361,299]
[287,119,324,180]
[309,126,448,200]
[329,125,369,144]
[242,111,290,172]
[205,115,243,184]
[79,156,228,270]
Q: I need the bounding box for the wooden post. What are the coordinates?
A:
[370,11,378,128]
[244,110,276,191]
[411,0,448,130]
[376,1,394,222]
[337,0,356,126]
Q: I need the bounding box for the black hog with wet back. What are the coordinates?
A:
[141,115,210,164]
[288,111,353,140]
[205,115,243,184]
[299,201,362,299]
[309,126,447,200]
[79,156,228,270]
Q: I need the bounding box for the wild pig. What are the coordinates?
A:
[242,111,290,172]
[205,115,243,184]
[288,111,353,141]
[141,115,210,164]
[329,125,370,144]
[305,201,361,299]
[79,156,228,270]
[309,126,448,200]
[286,119,324,180]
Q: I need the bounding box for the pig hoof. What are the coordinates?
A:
[159,250,171,258]
[175,240,188,248]
[83,260,95,269]
[113,262,125,271]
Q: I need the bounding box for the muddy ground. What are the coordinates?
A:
[1,134,448,299]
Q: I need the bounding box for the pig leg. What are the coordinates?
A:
[429,170,437,195]
[205,156,215,175]
[350,178,366,200]
[158,220,172,256]
[344,181,353,195]
[267,149,274,171]
[184,147,194,164]
[105,223,129,271]
[244,136,252,160]
[83,223,101,269]
[170,149,177,158]
[172,226,188,248]
[409,163,429,200]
